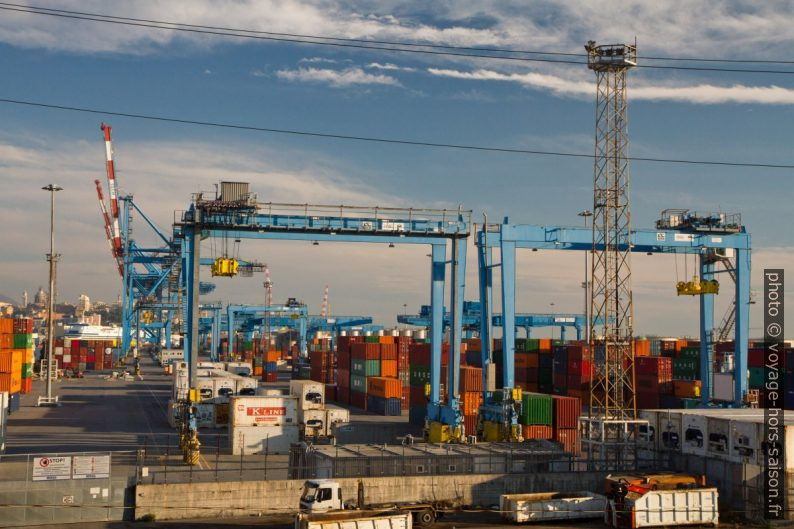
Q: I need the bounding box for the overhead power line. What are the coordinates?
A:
[2,3,794,75]
[0,96,792,170]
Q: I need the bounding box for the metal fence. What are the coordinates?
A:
[0,450,137,527]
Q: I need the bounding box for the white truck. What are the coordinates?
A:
[294,510,411,529]
[299,479,455,527]
[500,491,607,523]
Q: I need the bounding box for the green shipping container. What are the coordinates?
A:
[364,336,380,344]
[410,365,430,386]
[13,334,33,349]
[538,367,553,385]
[21,363,33,379]
[350,374,367,393]
[521,392,552,426]
[525,339,539,352]
[748,367,765,388]
[364,360,380,377]
[681,398,700,409]
[351,359,366,376]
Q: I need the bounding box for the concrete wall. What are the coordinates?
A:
[135,471,607,521]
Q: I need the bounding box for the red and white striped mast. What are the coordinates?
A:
[320,285,329,318]
[101,123,122,258]
[94,179,123,276]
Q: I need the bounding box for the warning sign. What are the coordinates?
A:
[72,455,110,480]
[32,456,72,481]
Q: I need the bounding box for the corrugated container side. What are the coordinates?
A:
[552,395,580,429]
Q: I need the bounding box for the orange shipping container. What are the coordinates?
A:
[380,359,398,377]
[367,376,402,398]
[265,350,281,362]
[0,335,12,349]
[522,425,553,440]
[0,372,21,393]
[462,391,483,415]
[526,352,539,368]
[673,380,702,398]
[0,349,22,374]
[0,318,12,334]
[537,338,552,352]
[378,336,395,345]
[515,353,531,369]
[460,365,482,392]
[634,340,651,357]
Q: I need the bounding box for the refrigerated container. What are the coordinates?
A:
[301,409,326,437]
[290,380,325,410]
[229,395,298,427]
[657,411,682,452]
[325,405,350,436]
[706,417,731,458]
[681,413,707,456]
[229,424,300,455]
[730,418,761,464]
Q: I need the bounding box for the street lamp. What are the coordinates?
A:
[39,184,63,407]
[578,209,593,341]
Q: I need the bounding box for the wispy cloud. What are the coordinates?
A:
[366,62,416,72]
[276,67,401,88]
[428,67,794,105]
[250,68,267,77]
[299,57,338,64]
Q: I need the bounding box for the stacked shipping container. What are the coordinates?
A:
[0,317,33,411]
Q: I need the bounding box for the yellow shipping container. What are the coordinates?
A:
[0,349,23,374]
[0,372,21,393]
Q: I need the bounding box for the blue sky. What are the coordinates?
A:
[0,1,791,337]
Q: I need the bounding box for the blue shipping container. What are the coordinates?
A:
[408,405,427,425]
[265,362,278,372]
[538,354,553,369]
[366,395,401,416]
[8,392,20,413]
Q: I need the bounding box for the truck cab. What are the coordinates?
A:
[300,479,343,512]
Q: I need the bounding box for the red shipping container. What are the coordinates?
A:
[567,359,591,377]
[525,382,539,393]
[555,428,580,455]
[566,344,591,363]
[460,366,482,392]
[716,341,735,353]
[526,367,538,382]
[337,368,350,388]
[350,391,367,410]
[379,343,397,361]
[401,386,410,410]
[461,391,483,415]
[636,374,672,394]
[552,373,567,391]
[336,385,350,404]
[515,354,532,369]
[748,348,765,368]
[522,425,553,440]
[325,384,337,402]
[635,357,672,376]
[636,390,661,409]
[21,377,32,394]
[264,372,278,382]
[515,367,529,384]
[552,395,580,429]
[567,374,588,389]
[410,386,427,406]
[464,414,478,436]
[380,360,398,378]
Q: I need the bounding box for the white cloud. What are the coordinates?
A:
[299,57,338,64]
[250,68,267,77]
[276,66,401,87]
[366,62,416,72]
[428,67,794,105]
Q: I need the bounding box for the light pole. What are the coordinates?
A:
[39,184,63,407]
[578,209,593,341]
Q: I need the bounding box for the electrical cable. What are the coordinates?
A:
[2,3,794,75]
[1,97,792,169]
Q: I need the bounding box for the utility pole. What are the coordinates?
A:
[578,210,593,340]
[39,184,63,407]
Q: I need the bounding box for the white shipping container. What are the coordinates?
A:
[195,403,216,428]
[0,391,8,453]
[681,413,707,456]
[301,409,325,436]
[256,387,286,396]
[214,377,236,397]
[713,373,734,402]
[235,377,258,395]
[626,488,718,528]
[706,417,731,458]
[55,346,63,354]
[637,410,658,449]
[229,424,300,455]
[731,419,761,464]
[500,492,606,523]
[655,411,682,452]
[196,377,215,400]
[62,354,71,363]
[229,395,298,427]
[325,406,350,437]
[290,380,325,410]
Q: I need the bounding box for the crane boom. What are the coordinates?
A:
[101,122,122,257]
[94,179,123,276]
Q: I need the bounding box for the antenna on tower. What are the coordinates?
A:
[263,265,273,352]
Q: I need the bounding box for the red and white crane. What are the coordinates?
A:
[94,178,123,276]
[101,122,122,258]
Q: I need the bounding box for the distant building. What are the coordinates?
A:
[77,294,91,317]
[80,313,102,326]
[0,302,12,316]
[34,286,47,306]
[21,290,28,308]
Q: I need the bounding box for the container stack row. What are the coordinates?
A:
[52,338,119,372]
[0,317,32,412]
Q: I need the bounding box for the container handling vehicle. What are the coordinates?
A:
[298,479,459,527]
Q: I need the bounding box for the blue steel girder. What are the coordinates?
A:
[180,201,471,429]
[476,223,751,405]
